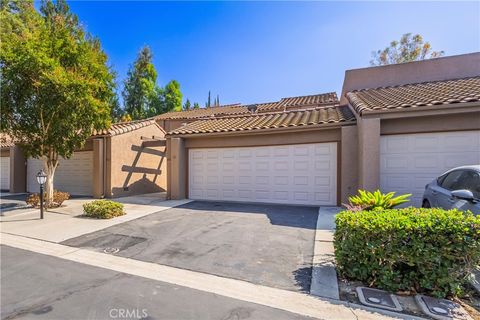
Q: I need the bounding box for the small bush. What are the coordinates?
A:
[347,189,411,210]
[334,208,480,298]
[83,200,125,219]
[26,190,70,208]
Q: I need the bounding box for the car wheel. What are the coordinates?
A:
[422,200,431,208]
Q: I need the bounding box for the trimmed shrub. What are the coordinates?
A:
[334,208,480,298]
[26,190,70,208]
[83,200,125,219]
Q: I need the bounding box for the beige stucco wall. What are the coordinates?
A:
[357,117,381,191]
[168,137,187,200]
[381,111,480,135]
[340,126,358,203]
[10,146,26,193]
[106,124,167,198]
[157,119,192,132]
[92,139,104,198]
[183,128,342,148]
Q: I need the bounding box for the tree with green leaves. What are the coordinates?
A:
[193,102,200,109]
[163,80,182,113]
[1,0,115,205]
[110,93,124,122]
[122,46,163,119]
[370,33,444,66]
[183,99,191,111]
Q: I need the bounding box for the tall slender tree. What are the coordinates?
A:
[1,0,115,205]
[122,46,162,119]
[183,99,191,111]
[206,91,211,108]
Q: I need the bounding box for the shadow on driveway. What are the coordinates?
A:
[63,201,319,292]
[174,201,319,230]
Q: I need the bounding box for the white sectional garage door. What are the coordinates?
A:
[188,143,337,206]
[380,130,480,206]
[27,151,93,196]
[1,157,10,191]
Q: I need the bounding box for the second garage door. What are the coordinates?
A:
[188,143,337,206]
[380,130,480,206]
[27,151,94,196]
[1,156,10,191]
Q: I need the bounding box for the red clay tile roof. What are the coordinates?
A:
[155,104,244,120]
[1,120,163,147]
[280,92,338,107]
[168,105,355,136]
[346,77,480,115]
[0,133,15,149]
[156,93,338,120]
[91,118,163,137]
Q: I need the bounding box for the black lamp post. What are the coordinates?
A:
[36,169,47,219]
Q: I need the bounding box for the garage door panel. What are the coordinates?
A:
[274,191,289,200]
[315,144,333,155]
[27,152,93,196]
[382,155,409,171]
[414,156,440,169]
[255,148,270,157]
[273,147,289,157]
[188,143,337,206]
[380,131,480,206]
[1,157,10,190]
[444,153,479,168]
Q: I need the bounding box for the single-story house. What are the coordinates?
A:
[161,52,480,206]
[1,119,167,198]
[2,53,479,206]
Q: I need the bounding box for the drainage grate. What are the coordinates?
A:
[415,295,469,320]
[356,287,403,312]
[103,247,120,254]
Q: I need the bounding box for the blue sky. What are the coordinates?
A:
[62,1,479,106]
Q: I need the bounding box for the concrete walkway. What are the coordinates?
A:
[310,206,341,300]
[0,193,191,243]
[1,233,418,320]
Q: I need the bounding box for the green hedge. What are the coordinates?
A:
[83,200,125,219]
[334,208,480,297]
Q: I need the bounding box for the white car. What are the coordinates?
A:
[422,165,480,215]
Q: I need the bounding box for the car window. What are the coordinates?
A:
[457,170,480,199]
[437,173,448,185]
[440,170,464,190]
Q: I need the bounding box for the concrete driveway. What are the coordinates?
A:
[63,201,319,292]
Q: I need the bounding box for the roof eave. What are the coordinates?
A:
[358,101,480,119]
[166,120,356,138]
